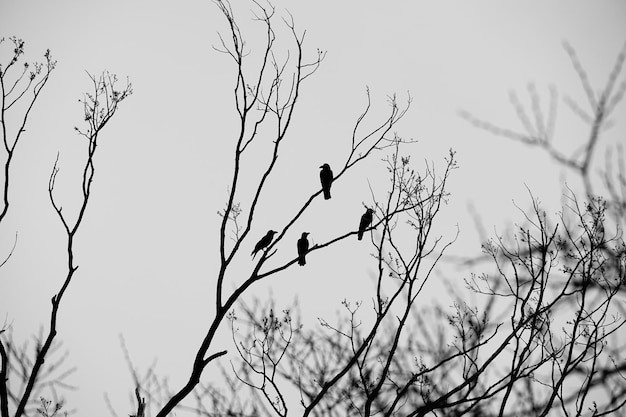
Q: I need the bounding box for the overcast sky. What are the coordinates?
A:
[1,1,625,415]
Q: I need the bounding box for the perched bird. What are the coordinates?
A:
[251,230,277,257]
[297,232,310,266]
[319,163,334,200]
[358,208,374,240]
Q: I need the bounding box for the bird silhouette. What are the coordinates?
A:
[358,208,374,240]
[297,232,310,266]
[319,163,334,200]
[251,230,277,257]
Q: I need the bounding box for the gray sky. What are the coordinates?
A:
[1,0,625,414]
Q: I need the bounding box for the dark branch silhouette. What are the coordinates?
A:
[150,1,413,415]
[0,43,131,416]
[3,4,624,417]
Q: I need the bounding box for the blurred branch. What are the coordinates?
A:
[460,41,626,200]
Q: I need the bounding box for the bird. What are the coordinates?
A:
[319,163,334,200]
[251,230,277,257]
[358,208,374,240]
[297,232,310,266]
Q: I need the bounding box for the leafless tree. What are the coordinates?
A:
[226,144,458,416]
[450,40,626,415]
[202,37,626,417]
[228,161,625,416]
[4,2,625,417]
[112,0,454,415]
[0,36,55,260]
[0,36,132,417]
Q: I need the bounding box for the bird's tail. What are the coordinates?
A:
[298,255,306,266]
[357,231,363,240]
[323,189,331,200]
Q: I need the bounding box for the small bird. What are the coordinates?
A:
[319,163,334,200]
[297,232,310,266]
[251,230,277,257]
[358,208,374,240]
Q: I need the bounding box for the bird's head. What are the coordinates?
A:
[302,232,310,237]
[320,163,330,170]
[268,230,277,236]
